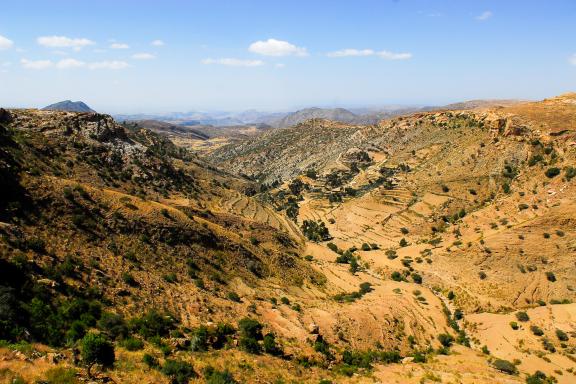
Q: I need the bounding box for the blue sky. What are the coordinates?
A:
[0,0,575,113]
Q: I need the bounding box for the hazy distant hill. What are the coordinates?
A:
[42,100,95,113]
[130,119,209,140]
[274,107,358,128]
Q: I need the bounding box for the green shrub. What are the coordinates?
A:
[545,272,556,282]
[161,359,196,384]
[555,329,569,341]
[238,317,263,354]
[437,333,454,347]
[203,366,238,384]
[361,243,371,251]
[492,359,518,375]
[280,297,290,305]
[143,353,159,369]
[544,167,560,178]
[530,325,544,336]
[510,321,519,330]
[130,310,176,339]
[122,337,144,351]
[163,273,177,283]
[97,312,128,340]
[301,220,331,242]
[411,273,422,284]
[122,272,138,287]
[516,311,529,322]
[263,332,282,356]
[391,271,404,282]
[81,333,115,377]
[227,292,241,303]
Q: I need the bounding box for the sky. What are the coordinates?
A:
[0,0,575,113]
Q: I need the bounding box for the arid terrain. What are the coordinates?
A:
[1,94,575,384]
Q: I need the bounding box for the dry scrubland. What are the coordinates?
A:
[0,94,575,383]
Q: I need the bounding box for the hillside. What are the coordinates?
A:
[0,107,507,384]
[206,94,576,382]
[42,100,96,113]
[1,94,575,384]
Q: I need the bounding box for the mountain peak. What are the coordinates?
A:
[42,100,96,113]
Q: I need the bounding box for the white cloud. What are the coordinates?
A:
[570,54,576,66]
[275,63,285,68]
[56,58,86,69]
[249,38,307,57]
[151,39,165,46]
[88,61,130,70]
[327,49,375,57]
[131,53,155,60]
[0,35,14,50]
[476,11,493,21]
[202,58,265,67]
[327,48,412,60]
[110,43,130,49]
[37,36,95,49]
[21,59,53,69]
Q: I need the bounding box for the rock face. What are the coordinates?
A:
[42,100,96,113]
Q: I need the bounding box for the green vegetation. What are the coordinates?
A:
[81,333,115,377]
[333,282,373,303]
[492,359,518,375]
[516,311,530,322]
[161,359,196,384]
[544,167,560,178]
[301,220,331,241]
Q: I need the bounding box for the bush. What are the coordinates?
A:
[516,311,530,322]
[263,332,282,356]
[530,325,544,336]
[391,271,404,282]
[227,292,241,303]
[163,273,177,283]
[411,273,422,284]
[492,359,518,375]
[161,359,196,384]
[545,272,556,282]
[81,333,115,377]
[122,337,144,351]
[399,238,408,247]
[301,220,331,242]
[98,312,129,340]
[130,310,176,339]
[361,243,371,251]
[44,367,78,384]
[478,271,487,280]
[203,366,238,384]
[238,317,263,354]
[509,321,519,330]
[526,371,554,384]
[437,333,454,347]
[544,167,560,178]
[143,353,159,369]
[280,297,290,305]
[555,329,569,341]
[122,272,138,287]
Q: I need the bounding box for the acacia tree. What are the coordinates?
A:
[81,333,115,378]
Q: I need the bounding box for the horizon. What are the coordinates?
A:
[1,0,575,113]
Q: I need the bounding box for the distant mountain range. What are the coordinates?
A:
[42,100,95,113]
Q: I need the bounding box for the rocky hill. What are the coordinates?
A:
[42,100,96,113]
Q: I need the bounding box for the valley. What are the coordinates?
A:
[1,94,575,384]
